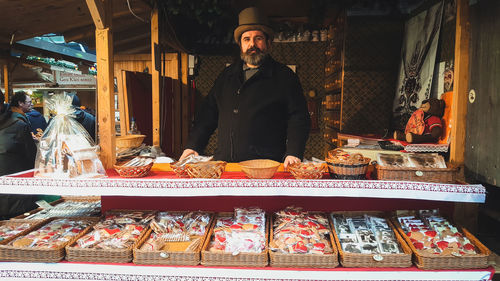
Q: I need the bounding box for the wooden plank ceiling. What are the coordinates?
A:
[0,0,152,56]
[0,0,343,59]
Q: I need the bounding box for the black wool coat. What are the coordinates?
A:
[186,57,311,162]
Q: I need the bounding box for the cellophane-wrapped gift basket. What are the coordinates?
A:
[34,93,106,179]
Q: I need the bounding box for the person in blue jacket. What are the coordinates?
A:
[71,94,96,142]
[26,108,47,136]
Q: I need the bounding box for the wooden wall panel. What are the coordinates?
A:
[465,0,500,187]
[113,53,178,136]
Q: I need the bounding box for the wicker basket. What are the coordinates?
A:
[0,217,98,263]
[0,220,46,245]
[376,165,457,183]
[327,160,370,179]
[65,210,154,263]
[115,134,146,149]
[392,217,491,270]
[326,149,370,179]
[239,159,280,179]
[185,161,227,179]
[133,212,214,265]
[114,156,154,178]
[287,163,327,179]
[331,211,412,268]
[201,213,269,267]
[269,213,339,268]
[170,162,190,178]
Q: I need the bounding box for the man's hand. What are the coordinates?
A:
[179,149,199,161]
[284,155,301,169]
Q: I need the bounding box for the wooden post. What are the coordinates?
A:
[180,52,189,148]
[450,0,470,167]
[3,64,9,102]
[87,0,115,169]
[452,0,477,232]
[151,9,160,147]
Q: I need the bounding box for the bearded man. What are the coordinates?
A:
[180,7,310,167]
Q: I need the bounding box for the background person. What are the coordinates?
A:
[0,90,38,219]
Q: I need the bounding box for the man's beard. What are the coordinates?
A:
[241,46,268,66]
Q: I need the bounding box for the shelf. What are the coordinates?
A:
[325,124,341,131]
[0,170,486,203]
[0,262,494,281]
[324,88,342,95]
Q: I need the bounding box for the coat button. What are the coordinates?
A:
[233,109,239,114]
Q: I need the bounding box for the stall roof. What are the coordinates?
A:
[0,0,424,58]
[0,0,152,57]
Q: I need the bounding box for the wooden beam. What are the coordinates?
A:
[96,27,116,169]
[151,9,160,147]
[3,64,9,102]
[452,0,476,233]
[118,70,129,136]
[180,52,189,148]
[95,0,115,169]
[450,0,470,167]
[86,0,107,29]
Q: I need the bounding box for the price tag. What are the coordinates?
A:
[35,200,53,209]
[415,171,424,177]
[373,254,384,261]
[232,251,240,256]
[159,252,169,258]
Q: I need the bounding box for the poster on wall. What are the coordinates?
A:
[392,1,444,130]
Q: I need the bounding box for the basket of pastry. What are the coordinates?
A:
[331,211,412,268]
[134,211,213,265]
[287,160,328,179]
[65,210,155,263]
[269,206,338,268]
[392,209,491,270]
[201,207,268,267]
[170,155,213,178]
[0,220,47,246]
[326,149,370,179]
[12,197,101,220]
[375,153,457,183]
[114,156,155,178]
[0,217,98,262]
[185,159,227,179]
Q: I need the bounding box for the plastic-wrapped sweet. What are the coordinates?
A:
[333,214,401,254]
[209,208,266,254]
[10,219,91,248]
[141,211,211,251]
[74,211,153,249]
[270,206,332,255]
[398,210,477,256]
[24,201,101,219]
[0,223,33,242]
[34,93,105,178]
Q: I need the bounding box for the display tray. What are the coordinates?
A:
[269,212,339,268]
[65,210,154,264]
[392,217,491,270]
[201,212,269,267]
[133,212,214,266]
[12,196,101,220]
[0,219,47,245]
[0,217,99,263]
[331,211,412,268]
[375,164,457,183]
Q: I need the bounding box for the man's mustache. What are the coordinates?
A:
[245,46,262,54]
